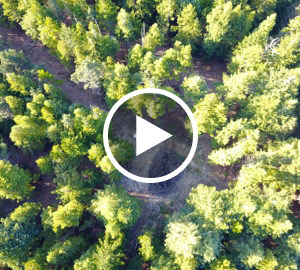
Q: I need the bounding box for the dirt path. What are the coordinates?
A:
[0,26,107,110]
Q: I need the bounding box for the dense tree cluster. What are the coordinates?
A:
[0,0,298,269]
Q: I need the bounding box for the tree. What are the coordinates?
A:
[204,2,255,57]
[210,257,237,270]
[209,129,260,166]
[91,185,141,237]
[38,16,61,51]
[228,13,277,73]
[42,200,84,232]
[143,41,192,82]
[71,57,103,90]
[117,9,140,40]
[104,63,138,106]
[86,22,120,61]
[165,214,221,269]
[138,231,156,261]
[272,16,300,68]
[181,74,208,105]
[6,72,33,96]
[156,0,178,33]
[143,23,165,51]
[193,93,227,136]
[10,115,47,150]
[36,155,53,174]
[74,233,125,270]
[0,0,23,21]
[0,160,33,201]
[249,0,279,22]
[174,4,201,47]
[0,203,41,269]
[5,96,25,115]
[46,236,86,267]
[95,0,118,31]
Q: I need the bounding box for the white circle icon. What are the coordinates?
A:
[103,88,198,183]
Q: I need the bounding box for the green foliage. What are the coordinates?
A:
[74,233,125,270]
[209,129,260,166]
[150,254,178,270]
[0,3,299,270]
[174,4,201,47]
[105,62,137,106]
[204,2,255,57]
[138,231,156,261]
[143,23,165,51]
[0,0,23,21]
[10,115,47,150]
[46,236,86,267]
[42,200,84,232]
[0,159,33,200]
[181,74,208,105]
[117,8,140,40]
[71,58,103,90]
[95,0,118,31]
[0,203,41,269]
[272,16,300,68]
[36,155,53,174]
[91,185,141,237]
[229,13,277,73]
[156,0,178,33]
[165,216,221,267]
[210,257,237,270]
[193,93,227,136]
[5,96,25,115]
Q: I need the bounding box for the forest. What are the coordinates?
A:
[0,0,299,269]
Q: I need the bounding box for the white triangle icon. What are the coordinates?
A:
[136,116,172,156]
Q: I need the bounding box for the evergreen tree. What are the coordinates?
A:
[0,203,41,269]
[193,93,227,136]
[174,4,201,47]
[0,160,33,201]
[91,185,141,237]
[204,2,255,57]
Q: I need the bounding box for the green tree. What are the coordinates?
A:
[174,4,201,47]
[71,57,103,90]
[46,236,86,267]
[156,0,178,33]
[272,16,300,68]
[38,16,61,51]
[42,200,84,232]
[0,160,33,201]
[5,96,25,115]
[95,0,118,31]
[0,203,41,269]
[91,185,141,237]
[105,63,138,106]
[117,9,140,40]
[138,231,156,261]
[10,115,47,151]
[74,233,125,270]
[143,23,165,51]
[193,93,227,136]
[228,13,277,73]
[181,74,208,105]
[0,0,23,21]
[204,2,255,57]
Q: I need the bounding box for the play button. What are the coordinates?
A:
[103,88,198,183]
[136,116,172,156]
